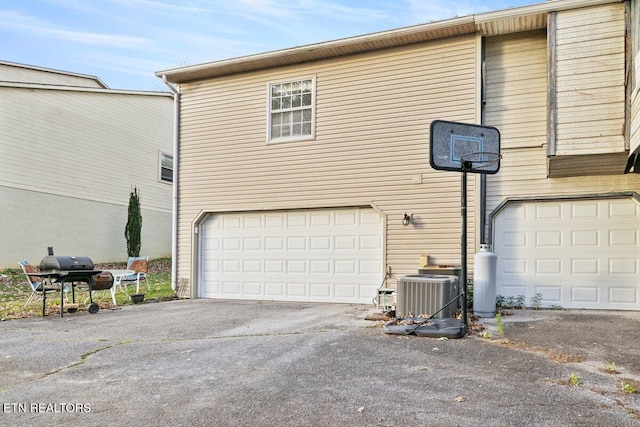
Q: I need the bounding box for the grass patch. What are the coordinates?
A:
[621,379,640,394]
[489,339,586,363]
[0,258,175,320]
[602,361,620,375]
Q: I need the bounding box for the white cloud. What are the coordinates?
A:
[206,0,391,37]
[105,0,209,15]
[0,0,540,91]
[0,10,150,48]
[400,0,492,23]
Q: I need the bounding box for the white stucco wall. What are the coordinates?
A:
[1,186,171,268]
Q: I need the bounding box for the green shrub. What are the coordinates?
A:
[125,186,142,257]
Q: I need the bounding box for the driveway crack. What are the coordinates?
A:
[0,340,131,393]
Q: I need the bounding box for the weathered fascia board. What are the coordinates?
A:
[547,2,627,176]
[548,152,629,177]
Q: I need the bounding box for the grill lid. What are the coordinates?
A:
[39,255,95,272]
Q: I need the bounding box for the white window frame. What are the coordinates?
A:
[267,76,316,143]
[159,151,173,184]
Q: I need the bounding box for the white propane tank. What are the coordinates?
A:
[473,244,497,318]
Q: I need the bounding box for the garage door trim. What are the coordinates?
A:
[192,205,386,302]
[490,192,640,310]
[489,192,640,245]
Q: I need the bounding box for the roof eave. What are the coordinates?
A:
[0,81,173,96]
[0,60,110,89]
[156,0,623,84]
[156,16,476,83]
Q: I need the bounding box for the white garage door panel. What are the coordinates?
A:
[199,208,383,303]
[495,198,640,310]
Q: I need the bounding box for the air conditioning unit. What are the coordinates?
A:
[418,266,461,285]
[418,266,461,309]
[396,274,458,318]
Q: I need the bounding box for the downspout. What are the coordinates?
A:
[547,12,557,157]
[624,0,631,152]
[480,36,488,244]
[161,75,180,293]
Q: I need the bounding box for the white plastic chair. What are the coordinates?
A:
[121,256,149,294]
[18,260,68,312]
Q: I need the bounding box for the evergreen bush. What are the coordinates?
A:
[125,187,142,257]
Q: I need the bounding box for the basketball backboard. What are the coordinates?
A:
[429,120,500,174]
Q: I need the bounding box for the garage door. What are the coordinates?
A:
[494,197,640,310]
[199,208,384,303]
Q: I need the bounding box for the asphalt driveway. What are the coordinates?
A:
[1,299,639,426]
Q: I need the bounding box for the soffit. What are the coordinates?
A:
[156,0,622,84]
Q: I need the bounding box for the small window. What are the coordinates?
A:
[268,77,315,142]
[160,152,173,183]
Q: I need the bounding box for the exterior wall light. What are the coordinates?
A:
[403,212,413,226]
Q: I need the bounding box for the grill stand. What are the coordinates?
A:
[32,271,102,317]
[61,274,100,317]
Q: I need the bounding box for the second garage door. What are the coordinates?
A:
[493,197,640,310]
[199,208,384,303]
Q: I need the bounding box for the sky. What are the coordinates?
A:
[1,0,541,92]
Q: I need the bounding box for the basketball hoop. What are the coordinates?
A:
[429,120,502,331]
[430,120,501,175]
[459,151,502,173]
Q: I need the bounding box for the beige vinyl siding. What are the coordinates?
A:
[484,30,548,149]
[0,87,173,210]
[554,3,626,155]
[176,35,479,291]
[632,90,640,154]
[0,63,103,88]
[488,146,640,197]
[634,0,640,155]
[484,30,548,232]
[484,28,640,234]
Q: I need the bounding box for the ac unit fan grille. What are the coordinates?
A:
[396,275,458,318]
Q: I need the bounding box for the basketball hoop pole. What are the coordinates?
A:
[460,161,472,330]
[429,120,501,333]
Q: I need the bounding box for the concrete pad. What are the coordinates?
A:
[0,300,639,426]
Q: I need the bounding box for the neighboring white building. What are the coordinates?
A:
[158,0,640,310]
[0,60,174,267]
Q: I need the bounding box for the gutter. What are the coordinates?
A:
[161,75,180,293]
[0,81,172,97]
[156,0,622,84]
[0,59,110,89]
[475,0,621,22]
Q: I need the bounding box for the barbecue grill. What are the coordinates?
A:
[36,248,106,316]
[39,255,95,271]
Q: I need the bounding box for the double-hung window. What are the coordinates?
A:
[268,77,315,142]
[159,151,173,183]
